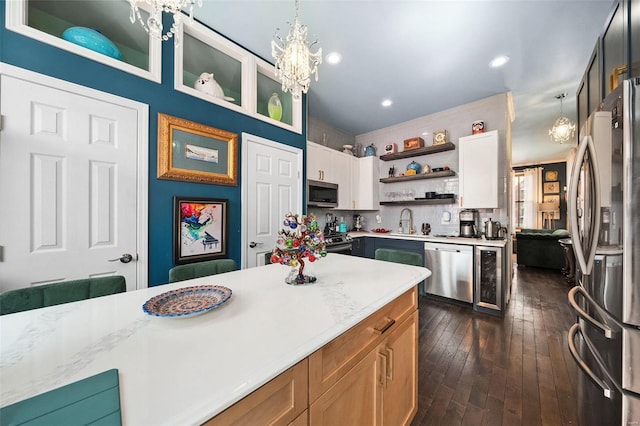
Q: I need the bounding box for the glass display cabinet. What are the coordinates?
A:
[6,0,161,82]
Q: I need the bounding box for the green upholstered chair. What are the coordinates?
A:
[0,369,122,426]
[0,276,126,316]
[168,259,238,283]
[374,248,423,266]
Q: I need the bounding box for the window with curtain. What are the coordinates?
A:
[513,173,525,228]
[512,168,541,229]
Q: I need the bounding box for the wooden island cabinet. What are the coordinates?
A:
[1,255,430,426]
[206,287,418,426]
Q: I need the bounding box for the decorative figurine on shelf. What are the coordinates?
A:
[270,213,327,285]
[472,120,485,134]
[364,144,377,157]
[268,93,283,121]
[388,165,396,177]
[433,130,448,145]
[406,161,422,174]
[194,72,235,102]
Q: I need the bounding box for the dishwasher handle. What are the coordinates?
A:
[425,247,462,253]
[424,244,472,254]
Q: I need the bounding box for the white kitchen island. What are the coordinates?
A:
[0,254,430,425]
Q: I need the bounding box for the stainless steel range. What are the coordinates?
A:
[324,232,353,255]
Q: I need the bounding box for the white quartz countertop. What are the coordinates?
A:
[0,254,430,426]
[348,231,508,247]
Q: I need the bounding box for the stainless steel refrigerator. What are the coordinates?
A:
[567,77,640,425]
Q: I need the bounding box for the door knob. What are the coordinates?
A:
[249,241,263,248]
[108,253,134,263]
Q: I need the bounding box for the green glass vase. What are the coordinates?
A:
[268,93,283,121]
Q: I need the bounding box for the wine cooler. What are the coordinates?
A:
[474,245,503,314]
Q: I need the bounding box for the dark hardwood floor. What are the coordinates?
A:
[412,264,579,426]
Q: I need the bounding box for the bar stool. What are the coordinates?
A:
[558,238,575,285]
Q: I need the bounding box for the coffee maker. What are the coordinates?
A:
[459,209,479,237]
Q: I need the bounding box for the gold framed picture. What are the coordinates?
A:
[543,181,560,194]
[544,170,558,182]
[157,113,238,186]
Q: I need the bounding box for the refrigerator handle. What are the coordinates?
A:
[569,135,591,274]
[567,324,615,399]
[586,135,602,274]
[568,286,619,339]
[569,135,601,275]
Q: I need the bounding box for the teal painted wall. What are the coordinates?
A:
[0,4,307,286]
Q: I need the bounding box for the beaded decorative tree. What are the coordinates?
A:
[270,213,327,285]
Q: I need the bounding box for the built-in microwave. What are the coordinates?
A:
[307,180,338,208]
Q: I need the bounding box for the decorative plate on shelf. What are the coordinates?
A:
[142,285,232,318]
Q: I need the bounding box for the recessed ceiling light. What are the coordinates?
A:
[326,52,342,64]
[381,99,393,107]
[490,55,510,68]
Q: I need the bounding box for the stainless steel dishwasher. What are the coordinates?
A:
[423,242,473,303]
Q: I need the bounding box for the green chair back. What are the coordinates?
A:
[168,259,238,283]
[0,369,122,426]
[374,248,423,266]
[0,276,126,316]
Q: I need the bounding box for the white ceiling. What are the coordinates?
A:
[195,0,614,165]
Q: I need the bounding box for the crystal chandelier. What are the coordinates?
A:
[271,0,322,100]
[129,0,202,45]
[548,93,576,144]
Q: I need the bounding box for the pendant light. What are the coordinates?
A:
[548,93,576,144]
[271,0,322,100]
[129,0,202,46]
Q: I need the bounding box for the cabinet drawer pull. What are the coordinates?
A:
[386,347,394,381]
[378,352,387,387]
[373,318,395,335]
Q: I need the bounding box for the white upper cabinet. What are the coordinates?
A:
[333,153,352,210]
[307,142,379,211]
[5,0,162,82]
[352,156,380,210]
[307,142,334,182]
[175,19,302,134]
[459,130,499,209]
[307,141,349,207]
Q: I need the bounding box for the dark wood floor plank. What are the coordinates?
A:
[482,395,504,426]
[460,403,484,426]
[487,365,507,401]
[423,384,455,426]
[413,265,580,426]
[442,347,470,389]
[521,353,541,426]
[468,358,493,408]
[440,398,465,426]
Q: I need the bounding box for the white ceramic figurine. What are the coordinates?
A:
[194,72,235,102]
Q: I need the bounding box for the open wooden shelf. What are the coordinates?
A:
[380,198,456,206]
[380,170,455,183]
[379,142,455,161]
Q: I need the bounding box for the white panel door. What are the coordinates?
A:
[242,134,302,268]
[0,70,146,291]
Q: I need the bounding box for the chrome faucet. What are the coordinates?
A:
[399,208,415,234]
